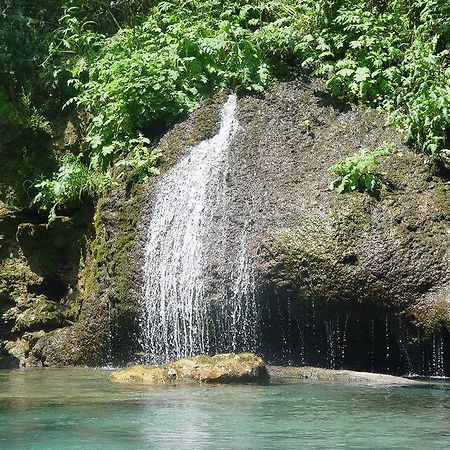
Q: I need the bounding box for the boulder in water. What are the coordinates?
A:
[110,353,269,384]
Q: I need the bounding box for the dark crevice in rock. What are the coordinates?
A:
[28,277,69,302]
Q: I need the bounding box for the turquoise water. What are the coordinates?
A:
[0,368,449,449]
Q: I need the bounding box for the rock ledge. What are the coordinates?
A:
[268,366,419,385]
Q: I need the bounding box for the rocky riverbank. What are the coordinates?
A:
[109,351,420,386]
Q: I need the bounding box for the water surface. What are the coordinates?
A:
[0,368,449,449]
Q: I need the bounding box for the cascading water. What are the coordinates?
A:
[139,95,258,364]
[325,314,349,370]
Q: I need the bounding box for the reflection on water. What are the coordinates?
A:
[0,368,449,449]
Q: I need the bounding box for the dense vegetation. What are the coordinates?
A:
[1,0,449,216]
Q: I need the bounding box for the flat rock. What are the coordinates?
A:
[268,366,419,385]
[110,353,269,384]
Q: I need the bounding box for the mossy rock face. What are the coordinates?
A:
[247,82,450,317]
[9,296,70,333]
[156,93,226,171]
[28,189,141,367]
[225,80,449,372]
[0,343,20,369]
[110,352,269,384]
[0,112,93,367]
[0,213,85,365]
[12,93,226,367]
[0,189,88,366]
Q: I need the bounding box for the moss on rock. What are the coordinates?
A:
[0,205,88,366]
[111,352,269,384]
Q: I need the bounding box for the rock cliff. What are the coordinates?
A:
[1,80,448,375]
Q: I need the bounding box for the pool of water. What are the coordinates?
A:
[0,368,449,449]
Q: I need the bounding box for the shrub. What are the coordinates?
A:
[115,135,162,183]
[67,0,301,170]
[328,144,393,194]
[3,0,449,214]
[33,157,110,220]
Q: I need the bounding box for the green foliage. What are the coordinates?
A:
[0,89,18,125]
[18,90,52,134]
[2,0,450,216]
[67,0,301,170]
[0,0,70,114]
[11,0,302,217]
[297,0,450,163]
[328,144,393,194]
[115,135,162,183]
[33,157,110,220]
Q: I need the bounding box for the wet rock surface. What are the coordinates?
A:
[232,80,449,318]
[0,206,88,368]
[226,80,449,374]
[110,353,269,384]
[268,366,419,385]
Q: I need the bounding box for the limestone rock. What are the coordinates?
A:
[110,353,269,384]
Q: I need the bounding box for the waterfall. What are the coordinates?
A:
[139,95,258,364]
